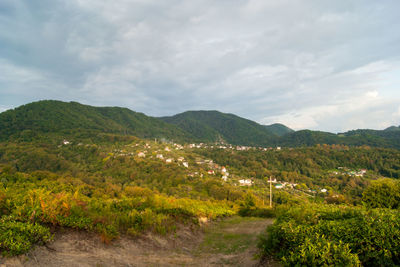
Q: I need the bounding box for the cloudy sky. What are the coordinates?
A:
[1,0,400,132]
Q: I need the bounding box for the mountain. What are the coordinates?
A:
[1,100,400,149]
[160,110,277,146]
[278,130,338,146]
[341,128,400,148]
[263,123,294,136]
[0,100,189,142]
[384,126,400,132]
[278,128,400,149]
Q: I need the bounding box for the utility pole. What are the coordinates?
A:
[269,176,272,208]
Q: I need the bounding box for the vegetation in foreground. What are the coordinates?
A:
[0,126,399,263]
[198,216,271,255]
[258,202,400,266]
[0,171,236,256]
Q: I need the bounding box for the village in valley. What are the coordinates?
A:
[60,138,364,197]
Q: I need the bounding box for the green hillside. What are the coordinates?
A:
[263,123,294,136]
[278,128,400,149]
[1,100,399,149]
[160,110,277,146]
[279,130,341,146]
[384,125,400,132]
[0,100,189,142]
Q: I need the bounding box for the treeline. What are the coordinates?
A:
[198,144,400,178]
[197,144,400,179]
[195,144,400,203]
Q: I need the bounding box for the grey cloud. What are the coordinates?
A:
[1,0,400,132]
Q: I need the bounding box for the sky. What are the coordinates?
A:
[1,0,400,133]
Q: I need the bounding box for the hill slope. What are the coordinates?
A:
[278,128,400,149]
[384,125,400,132]
[1,100,399,149]
[160,111,277,146]
[0,100,189,142]
[263,123,294,136]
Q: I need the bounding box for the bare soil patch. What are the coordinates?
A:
[0,217,277,267]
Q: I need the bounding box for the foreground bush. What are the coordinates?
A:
[258,204,400,266]
[0,217,52,256]
[0,172,236,254]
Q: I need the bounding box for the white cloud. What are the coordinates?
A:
[261,90,400,132]
[366,91,379,98]
[393,107,400,118]
[0,105,10,113]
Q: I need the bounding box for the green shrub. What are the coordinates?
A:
[0,218,52,256]
[259,204,400,266]
[283,236,360,267]
[362,178,400,209]
[0,171,236,253]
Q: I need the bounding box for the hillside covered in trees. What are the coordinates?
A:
[0,100,189,143]
[1,100,400,149]
[160,110,279,146]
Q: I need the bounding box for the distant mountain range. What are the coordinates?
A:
[0,100,399,149]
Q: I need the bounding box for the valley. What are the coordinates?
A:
[0,101,399,266]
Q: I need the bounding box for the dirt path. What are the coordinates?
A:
[1,217,277,267]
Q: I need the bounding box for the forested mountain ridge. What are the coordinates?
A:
[384,125,400,132]
[0,100,190,142]
[1,100,399,149]
[263,123,294,136]
[161,110,400,149]
[160,110,279,146]
[280,128,400,149]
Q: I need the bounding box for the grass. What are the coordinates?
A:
[197,216,271,255]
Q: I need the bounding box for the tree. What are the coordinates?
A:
[362,178,400,209]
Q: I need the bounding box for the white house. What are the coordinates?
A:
[156,154,164,159]
[275,183,284,189]
[177,157,185,162]
[239,179,253,186]
[62,140,70,145]
[137,152,146,158]
[164,147,171,152]
[221,167,227,173]
[321,189,328,193]
[165,158,173,163]
[222,175,228,181]
[174,144,184,150]
[183,162,189,168]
